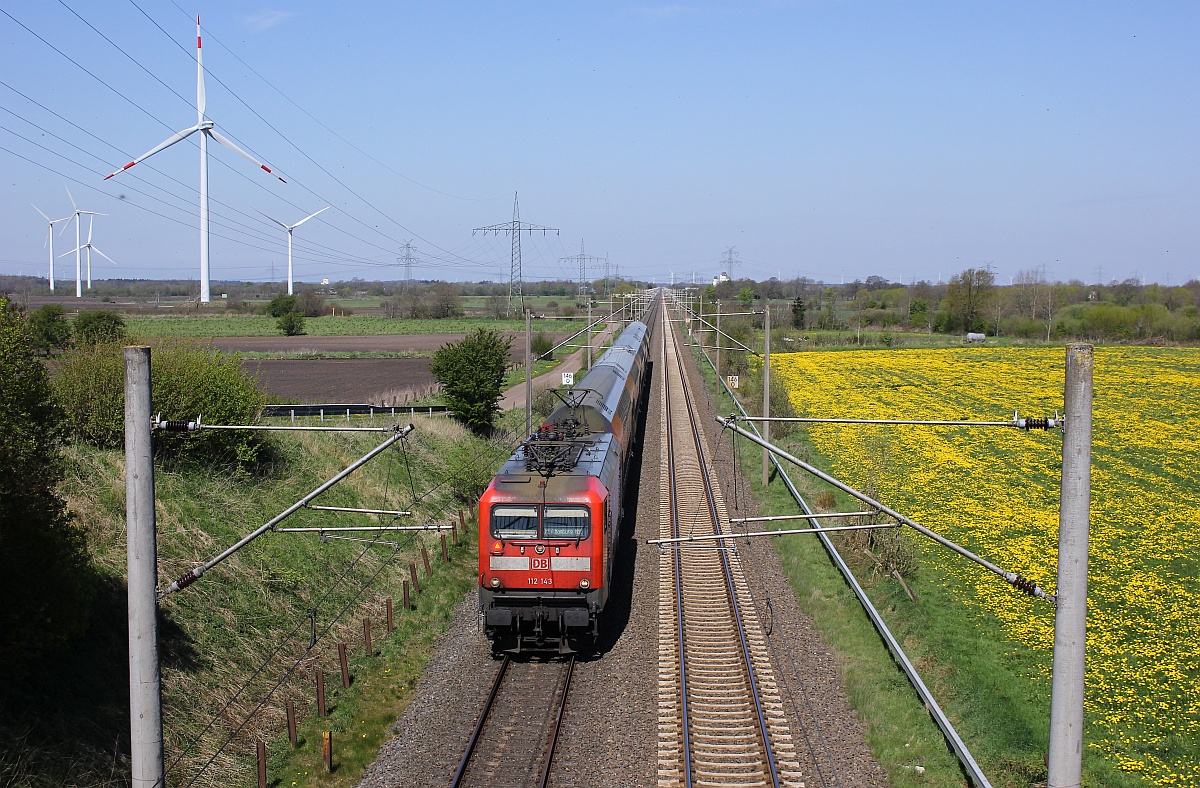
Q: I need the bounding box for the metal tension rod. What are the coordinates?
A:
[160,424,415,596]
[729,510,876,524]
[731,414,1063,429]
[154,415,406,433]
[276,524,453,533]
[716,416,1054,604]
[305,505,412,516]
[649,522,900,546]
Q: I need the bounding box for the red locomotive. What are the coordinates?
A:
[478,317,654,652]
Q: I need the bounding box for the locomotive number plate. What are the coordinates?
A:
[527,577,554,586]
[531,557,550,570]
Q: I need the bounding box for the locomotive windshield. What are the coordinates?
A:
[491,505,538,539]
[489,504,591,540]
[543,506,590,540]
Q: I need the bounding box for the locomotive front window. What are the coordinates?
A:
[491,505,539,539]
[543,506,590,540]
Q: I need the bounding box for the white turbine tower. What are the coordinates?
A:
[103,15,285,303]
[61,215,118,289]
[33,204,71,292]
[260,206,330,295]
[61,187,104,298]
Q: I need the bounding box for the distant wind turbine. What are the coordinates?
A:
[260,206,330,295]
[103,16,285,303]
[32,203,71,292]
[60,215,117,290]
[60,187,103,298]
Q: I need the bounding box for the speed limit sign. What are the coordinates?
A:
[562,371,575,387]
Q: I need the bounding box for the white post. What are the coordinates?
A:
[716,301,721,379]
[287,229,294,296]
[762,303,771,486]
[1048,343,1093,788]
[125,347,163,787]
[525,309,533,437]
[587,299,593,369]
[199,131,211,303]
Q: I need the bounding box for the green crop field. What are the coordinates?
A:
[125,315,587,338]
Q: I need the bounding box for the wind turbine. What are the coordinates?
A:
[32,204,71,292]
[103,15,285,303]
[60,215,117,290]
[260,206,330,295]
[60,187,104,298]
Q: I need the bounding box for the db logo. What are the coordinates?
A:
[532,557,550,571]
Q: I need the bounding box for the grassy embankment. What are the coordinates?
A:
[1,413,510,787]
[690,341,1140,788]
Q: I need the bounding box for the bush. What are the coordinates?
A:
[277,311,306,336]
[430,328,512,433]
[28,303,72,355]
[73,310,126,344]
[51,341,266,467]
[0,298,95,674]
[531,331,554,360]
[297,288,326,317]
[267,293,297,317]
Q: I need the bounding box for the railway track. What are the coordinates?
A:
[451,654,575,788]
[657,306,806,788]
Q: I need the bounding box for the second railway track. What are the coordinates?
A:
[657,303,806,788]
[452,654,575,788]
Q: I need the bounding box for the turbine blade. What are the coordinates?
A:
[59,247,82,258]
[87,215,94,244]
[208,129,286,182]
[255,208,289,229]
[65,185,77,210]
[292,206,330,228]
[196,16,206,120]
[103,125,202,180]
[92,246,117,266]
[33,204,50,222]
[57,216,75,238]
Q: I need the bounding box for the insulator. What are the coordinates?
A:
[159,419,192,432]
[1010,575,1038,595]
[174,570,199,590]
[1025,417,1050,431]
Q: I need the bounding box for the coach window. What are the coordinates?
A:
[543,506,590,540]
[491,505,539,539]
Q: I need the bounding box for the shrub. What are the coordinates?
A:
[28,303,72,355]
[0,298,95,674]
[277,311,306,336]
[267,293,297,317]
[297,288,326,317]
[51,341,266,467]
[73,309,126,344]
[530,331,554,360]
[430,328,512,433]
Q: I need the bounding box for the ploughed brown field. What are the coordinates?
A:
[243,358,437,404]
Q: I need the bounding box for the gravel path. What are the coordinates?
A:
[358,319,888,787]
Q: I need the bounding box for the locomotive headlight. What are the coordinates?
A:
[579,578,590,589]
[490,577,501,588]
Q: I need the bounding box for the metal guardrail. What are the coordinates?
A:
[261,403,450,418]
[683,310,993,788]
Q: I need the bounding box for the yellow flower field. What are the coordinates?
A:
[772,347,1200,786]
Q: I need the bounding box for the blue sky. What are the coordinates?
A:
[1,1,1196,288]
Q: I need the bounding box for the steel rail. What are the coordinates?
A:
[664,322,695,788]
[537,655,576,788]
[694,336,995,787]
[451,655,511,788]
[670,320,780,788]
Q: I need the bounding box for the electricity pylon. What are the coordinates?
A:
[473,193,557,316]
[559,238,605,299]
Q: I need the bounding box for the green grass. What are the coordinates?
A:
[693,342,1135,787]
[126,315,588,338]
[1,413,511,787]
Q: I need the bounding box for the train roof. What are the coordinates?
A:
[546,321,649,433]
[494,432,617,482]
